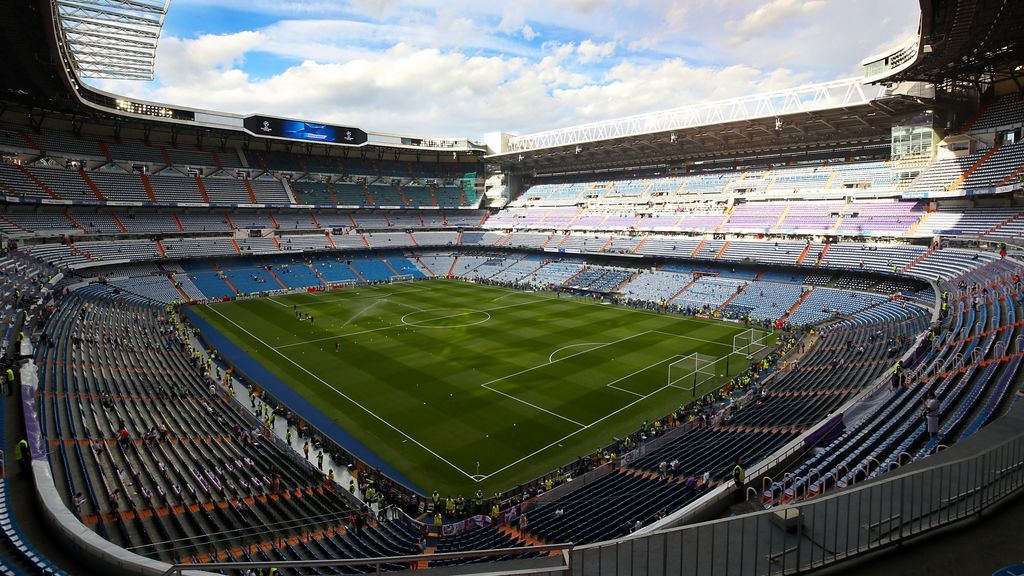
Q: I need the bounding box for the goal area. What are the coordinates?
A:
[733,328,769,356]
[667,353,729,395]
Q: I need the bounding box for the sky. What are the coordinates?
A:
[89,0,921,140]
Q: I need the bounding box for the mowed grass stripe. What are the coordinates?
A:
[483,330,739,424]
[273,292,558,349]
[195,280,753,494]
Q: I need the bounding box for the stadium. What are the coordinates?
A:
[0,0,1023,574]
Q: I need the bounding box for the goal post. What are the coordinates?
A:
[390,274,415,284]
[733,328,769,356]
[667,353,728,397]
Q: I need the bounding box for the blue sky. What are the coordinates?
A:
[90,0,921,139]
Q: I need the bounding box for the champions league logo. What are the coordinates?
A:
[244,115,365,145]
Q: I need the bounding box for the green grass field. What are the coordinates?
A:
[194,280,759,496]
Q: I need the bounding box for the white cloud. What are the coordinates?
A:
[665,1,688,31]
[576,39,616,64]
[96,34,810,138]
[89,0,922,139]
[551,0,613,14]
[553,60,812,122]
[729,0,828,41]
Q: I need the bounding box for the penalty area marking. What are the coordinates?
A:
[477,330,656,429]
[548,342,606,364]
[479,377,683,481]
[476,335,737,478]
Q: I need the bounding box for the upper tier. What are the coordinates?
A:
[0,163,479,209]
[0,122,482,209]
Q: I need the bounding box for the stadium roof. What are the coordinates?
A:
[0,0,485,161]
[488,79,932,175]
[863,0,1024,87]
[54,0,170,81]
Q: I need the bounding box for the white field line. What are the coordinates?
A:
[389,299,426,312]
[474,326,738,430]
[547,342,605,364]
[604,355,684,398]
[479,383,586,427]
[478,330,654,389]
[204,304,479,481]
[606,383,645,397]
[668,382,697,391]
[490,290,537,303]
[651,329,739,347]
[272,283,434,308]
[476,331,656,427]
[515,284,724,326]
[223,280,753,483]
[479,328,743,479]
[480,376,683,481]
[274,294,555,350]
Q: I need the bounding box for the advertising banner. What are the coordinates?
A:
[243,115,368,146]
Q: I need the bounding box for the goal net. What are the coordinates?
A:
[328,279,358,289]
[667,353,728,394]
[391,274,415,284]
[733,328,769,356]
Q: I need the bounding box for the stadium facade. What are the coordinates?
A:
[1,0,1023,575]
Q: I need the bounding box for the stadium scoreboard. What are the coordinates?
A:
[243,115,368,146]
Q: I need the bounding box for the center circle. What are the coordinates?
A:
[401,308,492,329]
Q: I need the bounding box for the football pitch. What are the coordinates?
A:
[193,280,760,495]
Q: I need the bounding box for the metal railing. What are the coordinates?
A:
[157,426,1024,575]
[569,428,1024,575]
[159,543,573,576]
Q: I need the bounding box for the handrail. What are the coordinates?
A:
[158,543,573,576]
[574,422,1024,571]
[805,467,820,501]
[835,463,849,488]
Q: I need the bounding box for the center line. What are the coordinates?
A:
[273,294,555,349]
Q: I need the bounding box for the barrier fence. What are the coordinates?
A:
[570,427,1024,576]
[154,426,1024,576]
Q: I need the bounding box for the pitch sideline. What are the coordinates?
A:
[205,304,481,482]
[208,282,755,485]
